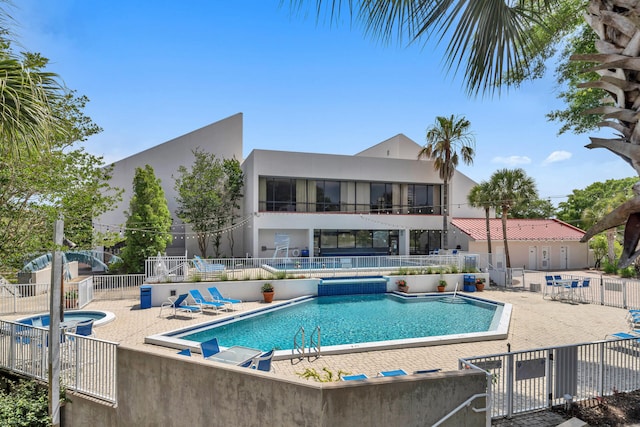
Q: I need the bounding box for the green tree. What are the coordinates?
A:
[510,197,556,219]
[467,181,494,257]
[558,178,639,264]
[120,165,172,273]
[557,178,640,230]
[489,168,537,268]
[174,149,244,257]
[0,88,121,269]
[418,115,475,250]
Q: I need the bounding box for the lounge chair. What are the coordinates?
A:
[378,369,407,377]
[177,348,192,357]
[159,293,202,318]
[414,368,441,374]
[188,289,225,312]
[200,338,220,358]
[606,330,640,341]
[252,349,274,372]
[193,255,225,273]
[207,287,242,310]
[342,374,368,381]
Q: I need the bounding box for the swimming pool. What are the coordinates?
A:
[17,310,115,327]
[147,294,511,358]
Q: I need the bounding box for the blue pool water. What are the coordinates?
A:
[179,294,499,351]
[18,310,112,326]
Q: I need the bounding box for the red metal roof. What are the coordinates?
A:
[451,218,585,241]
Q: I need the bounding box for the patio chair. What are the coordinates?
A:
[606,330,640,342]
[177,348,192,357]
[200,338,220,358]
[414,368,441,374]
[342,374,368,381]
[193,255,226,273]
[252,349,274,372]
[207,286,242,311]
[188,289,225,312]
[74,320,95,337]
[378,369,407,377]
[159,293,202,318]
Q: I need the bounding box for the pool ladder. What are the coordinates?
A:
[292,326,321,361]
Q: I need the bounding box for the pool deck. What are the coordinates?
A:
[34,284,631,381]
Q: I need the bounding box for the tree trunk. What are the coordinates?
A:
[442,179,449,249]
[606,228,616,263]
[484,207,492,255]
[502,207,511,268]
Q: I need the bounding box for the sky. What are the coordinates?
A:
[10,1,634,205]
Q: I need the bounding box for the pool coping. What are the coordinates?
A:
[18,310,116,328]
[145,293,512,360]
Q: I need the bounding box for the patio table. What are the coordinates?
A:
[206,346,262,366]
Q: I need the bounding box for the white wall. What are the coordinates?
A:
[97,113,243,257]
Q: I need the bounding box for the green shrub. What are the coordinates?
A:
[620,266,636,278]
[603,260,618,274]
[296,367,350,382]
[0,378,59,426]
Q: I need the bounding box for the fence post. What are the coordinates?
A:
[623,280,628,309]
[600,273,605,305]
[506,351,514,418]
[599,341,605,398]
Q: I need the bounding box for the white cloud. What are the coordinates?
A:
[491,155,532,166]
[542,150,572,165]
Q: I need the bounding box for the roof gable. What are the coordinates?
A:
[451,218,585,241]
[355,134,423,160]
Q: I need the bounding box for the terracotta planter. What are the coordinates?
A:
[437,286,446,293]
[475,283,485,292]
[398,285,409,293]
[262,291,274,303]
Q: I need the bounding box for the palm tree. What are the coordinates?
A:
[0,57,63,157]
[467,181,494,260]
[418,115,475,250]
[489,168,537,268]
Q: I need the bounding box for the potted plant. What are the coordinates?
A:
[261,282,275,303]
[475,277,486,292]
[64,290,78,309]
[437,279,447,292]
[396,279,409,293]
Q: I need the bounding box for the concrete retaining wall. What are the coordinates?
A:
[64,346,487,426]
[143,273,491,306]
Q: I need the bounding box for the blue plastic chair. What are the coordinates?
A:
[378,369,407,377]
[200,338,220,358]
[193,255,226,273]
[342,374,368,381]
[177,348,192,357]
[188,289,225,311]
[207,287,242,310]
[74,320,95,337]
[159,293,202,318]
[252,349,274,372]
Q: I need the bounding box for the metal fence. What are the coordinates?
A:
[0,283,51,315]
[144,254,484,283]
[519,271,640,310]
[0,319,117,403]
[92,274,145,299]
[460,337,640,419]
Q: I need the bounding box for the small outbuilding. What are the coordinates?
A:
[450,218,591,270]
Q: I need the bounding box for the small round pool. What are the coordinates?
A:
[17,310,115,327]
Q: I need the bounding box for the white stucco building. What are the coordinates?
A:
[96,113,488,258]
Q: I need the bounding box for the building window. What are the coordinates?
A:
[370,183,392,213]
[316,180,341,212]
[407,184,436,214]
[265,178,296,211]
